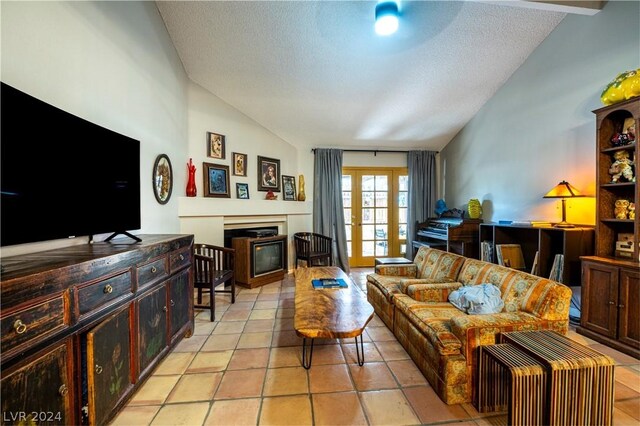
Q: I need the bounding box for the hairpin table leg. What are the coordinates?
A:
[302,337,314,369]
[355,334,365,366]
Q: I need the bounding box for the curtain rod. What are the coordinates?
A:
[311,148,439,156]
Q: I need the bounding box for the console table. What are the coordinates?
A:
[0,234,194,425]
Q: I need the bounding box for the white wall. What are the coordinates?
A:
[1,1,188,256]
[180,82,313,268]
[440,1,639,225]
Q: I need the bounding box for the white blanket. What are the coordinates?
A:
[449,284,504,314]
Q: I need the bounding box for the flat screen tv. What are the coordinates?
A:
[1,82,141,247]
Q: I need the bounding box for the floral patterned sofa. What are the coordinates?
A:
[366,246,571,404]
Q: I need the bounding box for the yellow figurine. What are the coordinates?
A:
[615,199,630,219]
[601,69,640,105]
[628,202,636,220]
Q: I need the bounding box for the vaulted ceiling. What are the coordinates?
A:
[156,1,599,151]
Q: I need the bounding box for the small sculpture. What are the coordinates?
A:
[628,202,636,220]
[186,158,197,197]
[614,199,630,219]
[265,190,277,200]
[298,175,306,201]
[467,199,482,219]
[434,199,447,217]
[611,117,636,147]
[601,69,640,105]
[608,150,635,183]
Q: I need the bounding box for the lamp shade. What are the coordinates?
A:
[375,1,399,36]
[543,181,584,198]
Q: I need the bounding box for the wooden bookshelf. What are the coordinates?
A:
[479,224,594,286]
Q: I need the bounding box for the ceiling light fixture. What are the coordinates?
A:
[375,1,399,36]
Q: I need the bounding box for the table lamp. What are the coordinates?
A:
[543,180,584,228]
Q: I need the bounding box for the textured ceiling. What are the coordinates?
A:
[156,1,565,151]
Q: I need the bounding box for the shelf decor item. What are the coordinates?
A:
[298,174,306,201]
[608,150,635,183]
[203,162,230,198]
[600,68,640,106]
[543,180,584,228]
[152,154,173,204]
[467,198,482,219]
[186,158,197,197]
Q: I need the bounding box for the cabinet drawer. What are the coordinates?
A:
[137,257,168,288]
[77,272,132,317]
[1,295,68,354]
[170,248,191,273]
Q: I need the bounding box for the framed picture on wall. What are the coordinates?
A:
[152,154,173,204]
[257,156,280,192]
[203,162,230,198]
[236,183,249,199]
[282,175,296,201]
[207,132,225,159]
[233,152,247,176]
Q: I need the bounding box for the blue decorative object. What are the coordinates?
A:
[434,199,447,216]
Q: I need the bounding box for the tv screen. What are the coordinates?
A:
[252,240,284,277]
[1,82,141,246]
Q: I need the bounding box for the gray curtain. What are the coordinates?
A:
[313,148,349,272]
[406,150,437,259]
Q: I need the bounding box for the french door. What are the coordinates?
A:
[342,167,408,267]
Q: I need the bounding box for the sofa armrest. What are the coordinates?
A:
[449,312,551,364]
[374,264,418,277]
[405,282,462,302]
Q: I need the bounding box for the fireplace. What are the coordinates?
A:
[225,227,287,288]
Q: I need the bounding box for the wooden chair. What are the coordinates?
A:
[293,232,333,268]
[193,244,236,321]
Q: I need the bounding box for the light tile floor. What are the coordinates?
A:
[113,269,640,425]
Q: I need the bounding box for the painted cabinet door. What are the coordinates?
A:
[1,340,73,425]
[169,270,191,341]
[581,261,619,338]
[86,305,134,425]
[137,285,168,375]
[618,267,640,349]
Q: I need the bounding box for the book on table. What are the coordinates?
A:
[312,278,348,289]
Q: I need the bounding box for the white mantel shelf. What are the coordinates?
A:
[178,197,312,218]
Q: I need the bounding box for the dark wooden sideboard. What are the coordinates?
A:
[0,234,194,425]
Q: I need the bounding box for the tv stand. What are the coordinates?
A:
[104,231,142,243]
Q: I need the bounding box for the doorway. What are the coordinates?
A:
[342,167,408,267]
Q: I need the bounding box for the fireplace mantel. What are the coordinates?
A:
[178,197,313,270]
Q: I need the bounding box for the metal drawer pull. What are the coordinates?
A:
[179,254,184,261]
[13,319,27,334]
[151,266,157,273]
[163,306,168,312]
[609,301,615,305]
[104,284,113,294]
[95,364,103,375]
[58,384,68,396]
[170,300,175,307]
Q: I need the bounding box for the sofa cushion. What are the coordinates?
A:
[416,248,466,281]
[366,274,405,301]
[394,294,465,355]
[374,263,418,277]
[406,282,462,302]
[457,259,570,317]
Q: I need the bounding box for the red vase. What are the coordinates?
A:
[186,158,197,197]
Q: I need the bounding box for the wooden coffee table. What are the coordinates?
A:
[294,266,374,369]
